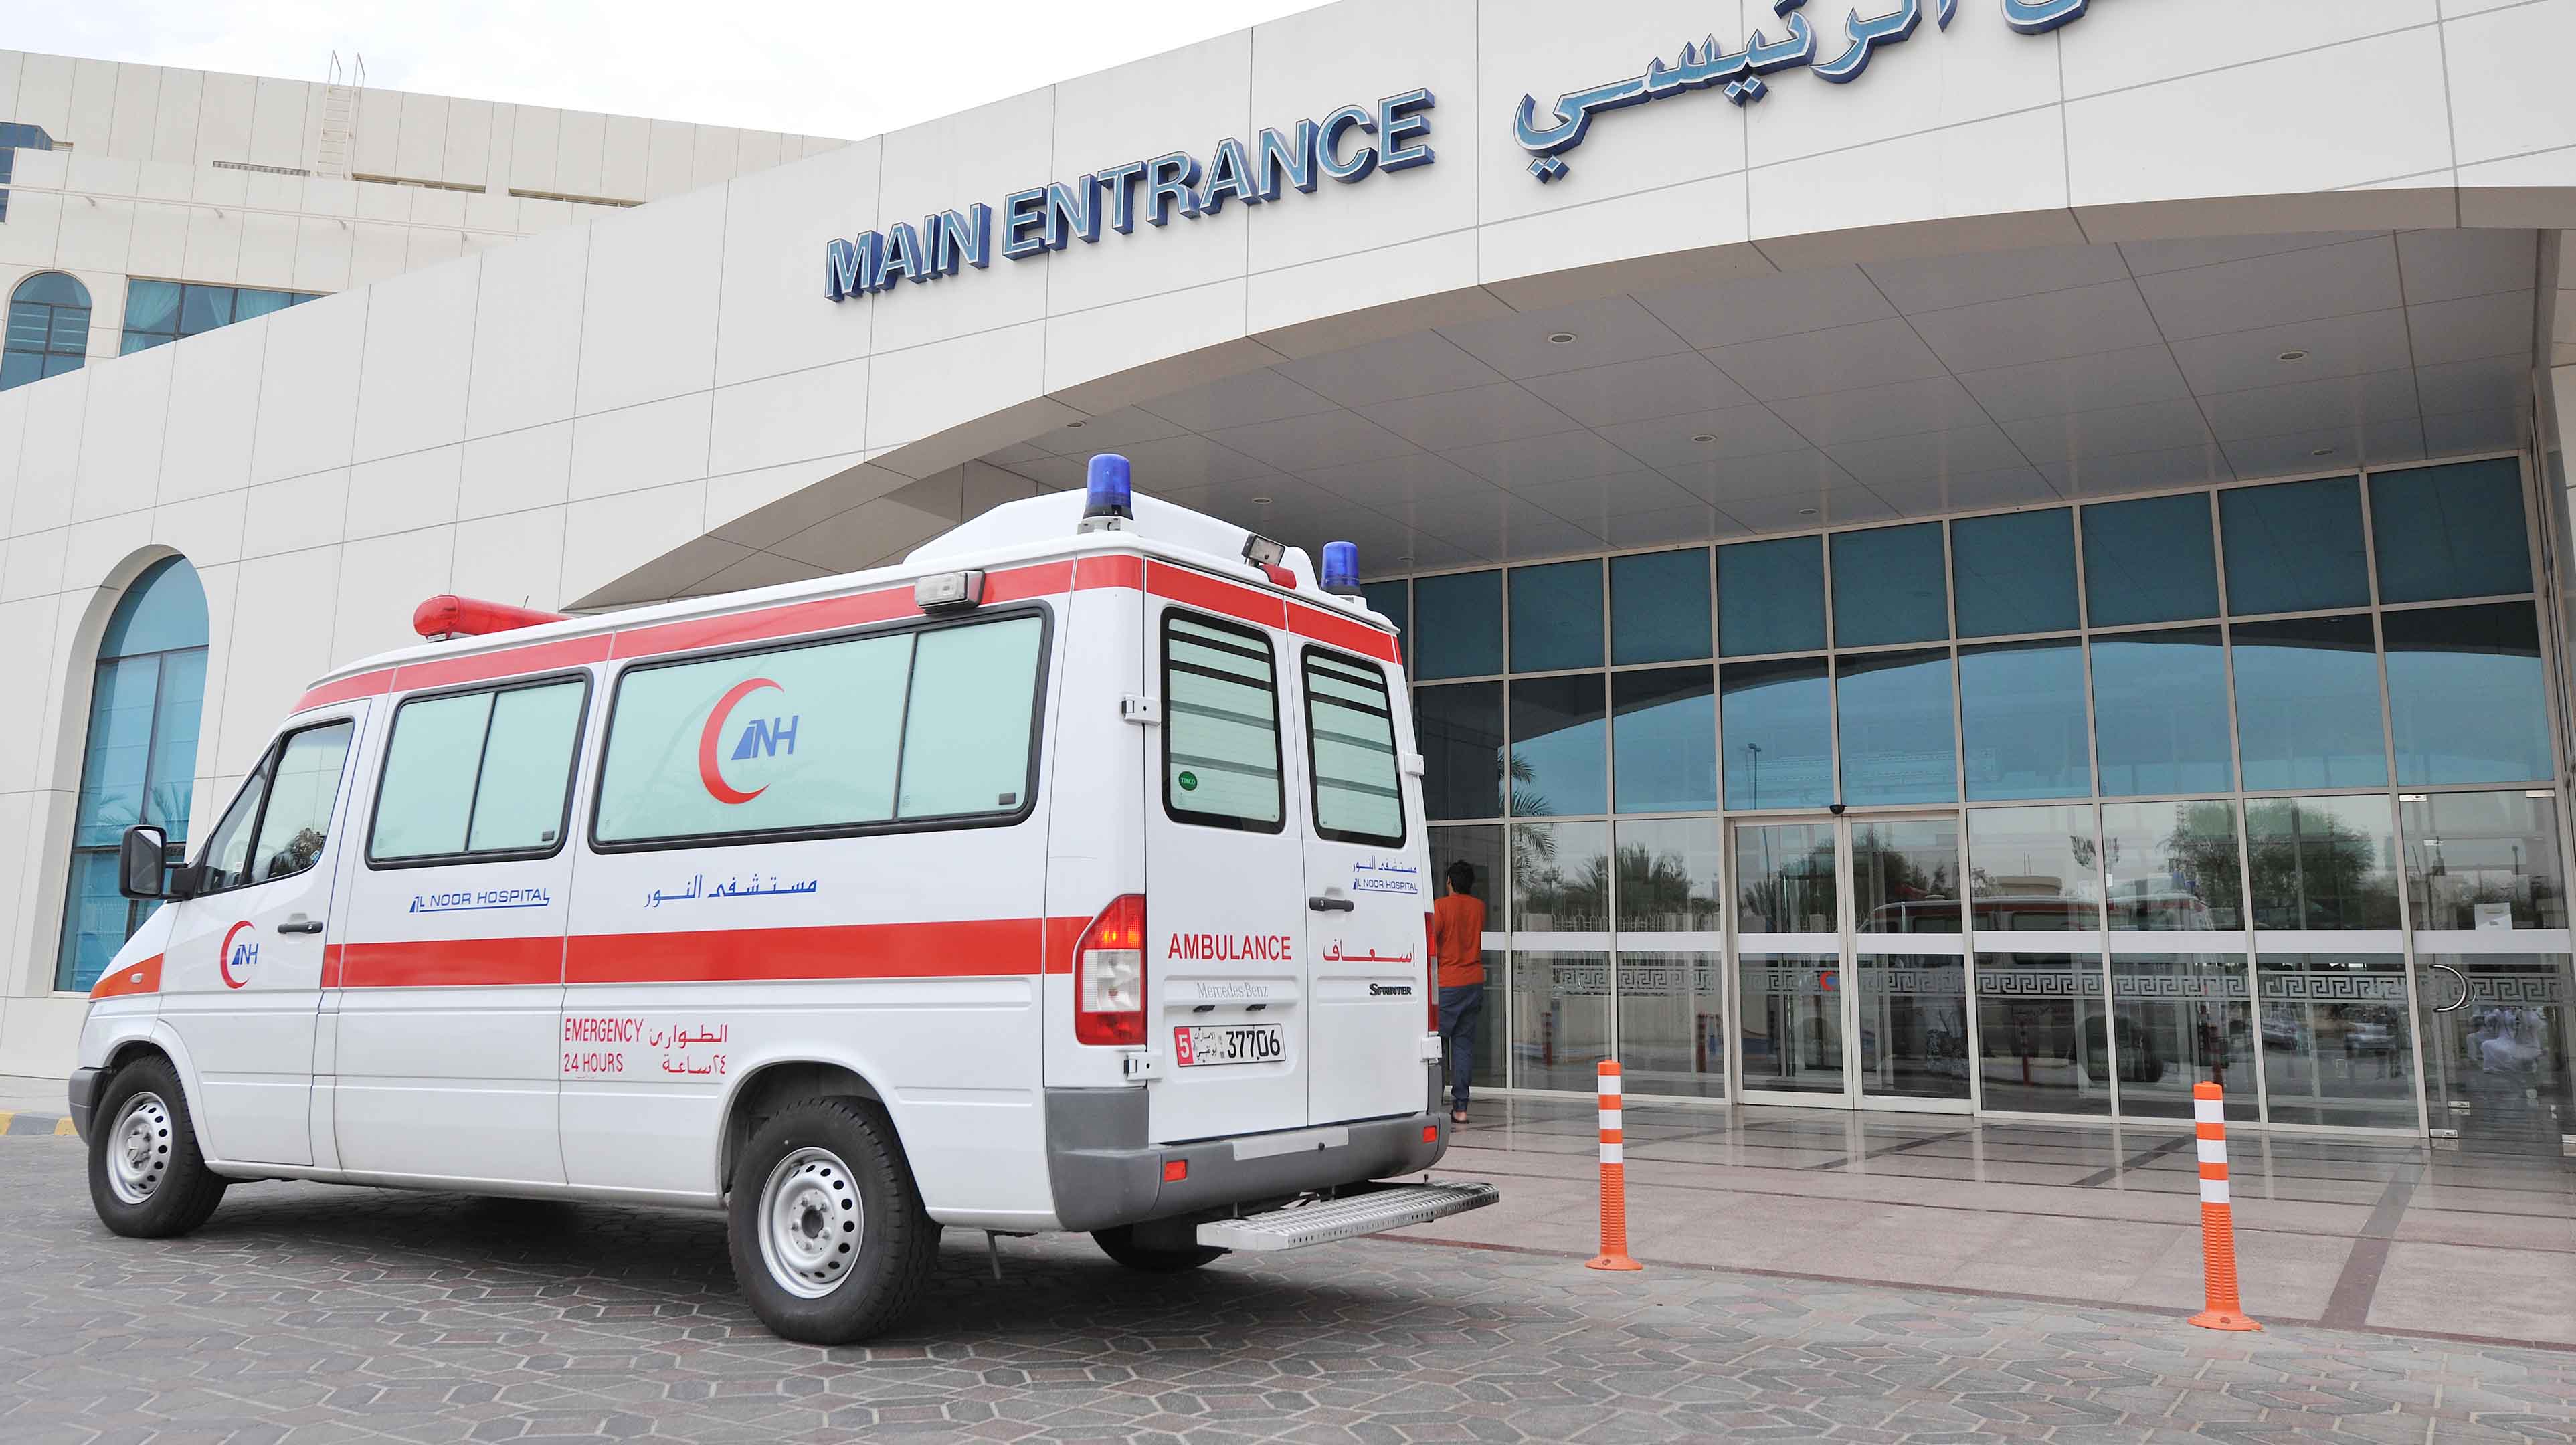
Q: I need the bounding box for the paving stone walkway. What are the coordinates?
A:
[2,1134,2571,1444]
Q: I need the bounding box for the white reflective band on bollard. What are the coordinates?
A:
[1600,1141,1623,1164]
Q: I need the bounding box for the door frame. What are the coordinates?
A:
[1728,811,1976,1114]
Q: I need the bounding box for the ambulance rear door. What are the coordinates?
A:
[1287,612,1431,1127]
[1141,566,1309,1143]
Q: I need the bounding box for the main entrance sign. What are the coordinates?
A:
[825,89,1435,302]
[1514,0,2092,182]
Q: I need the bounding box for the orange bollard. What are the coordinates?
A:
[2187,1081,2260,1331]
[1586,1060,1642,1272]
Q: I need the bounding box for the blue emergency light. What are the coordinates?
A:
[1321,541,1362,596]
[1083,453,1134,522]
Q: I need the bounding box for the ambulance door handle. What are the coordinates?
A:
[278,916,325,935]
[1309,896,1354,913]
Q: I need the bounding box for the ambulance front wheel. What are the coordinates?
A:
[728,1096,939,1344]
[87,1054,228,1239]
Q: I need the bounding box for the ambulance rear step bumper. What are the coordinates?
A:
[1194,1179,1499,1252]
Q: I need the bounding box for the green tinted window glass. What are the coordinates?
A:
[1835,648,1956,806]
[1831,523,1948,647]
[1721,658,1831,809]
[1951,508,2078,637]
[2230,615,2387,790]
[1360,579,1408,670]
[1718,535,1825,656]
[1413,570,1501,679]
[2383,603,2551,784]
[2082,492,2218,626]
[2090,628,2233,796]
[1960,639,2090,800]
[1611,549,1711,664]
[1509,559,1602,672]
[2220,476,2367,615]
[2369,458,2531,603]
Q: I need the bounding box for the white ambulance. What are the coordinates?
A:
[68,457,1493,1343]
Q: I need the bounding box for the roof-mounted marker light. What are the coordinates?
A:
[1321,541,1362,597]
[1080,452,1133,533]
[915,569,984,612]
[1241,533,1294,587]
[411,594,569,641]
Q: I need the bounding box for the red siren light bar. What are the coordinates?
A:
[412,594,569,641]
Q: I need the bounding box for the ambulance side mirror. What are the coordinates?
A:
[118,826,167,900]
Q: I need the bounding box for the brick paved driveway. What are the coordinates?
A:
[2,1134,2571,1444]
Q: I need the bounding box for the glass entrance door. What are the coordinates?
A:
[1733,816,1971,1109]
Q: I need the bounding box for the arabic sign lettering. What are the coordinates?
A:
[646,873,822,908]
[1514,0,2092,182]
[825,90,1435,301]
[1352,854,1421,896]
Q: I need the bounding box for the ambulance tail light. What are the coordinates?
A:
[1075,893,1148,1046]
[1425,912,1439,1028]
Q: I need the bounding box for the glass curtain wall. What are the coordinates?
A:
[1390,454,2565,1135]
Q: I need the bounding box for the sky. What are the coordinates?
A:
[9,0,1327,140]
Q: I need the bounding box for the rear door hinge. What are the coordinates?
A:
[1121,693,1160,725]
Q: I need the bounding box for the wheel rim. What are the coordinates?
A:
[107,1091,173,1206]
[757,1146,864,1299]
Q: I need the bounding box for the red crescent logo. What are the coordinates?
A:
[218,920,256,989]
[698,678,782,805]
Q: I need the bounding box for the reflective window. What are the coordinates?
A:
[2413,951,2573,1136]
[1720,658,1831,810]
[1974,950,2110,1115]
[120,279,318,354]
[1611,548,1711,664]
[1417,682,1503,820]
[371,680,587,860]
[1513,951,1612,1090]
[1429,824,1504,931]
[1617,951,1725,1098]
[2103,799,2242,931]
[2245,795,2400,931]
[2257,953,2417,1128]
[1856,951,1972,1100]
[1509,673,1606,817]
[1613,817,1722,931]
[1951,508,2078,638]
[1835,648,1956,807]
[2219,476,2368,615]
[1510,820,1609,931]
[1733,821,1838,933]
[899,620,1047,820]
[1413,570,1502,679]
[2,270,89,391]
[1718,535,1825,656]
[2231,615,2386,790]
[56,558,210,991]
[1360,580,1408,671]
[1303,649,1405,846]
[1967,805,2100,932]
[2371,458,2531,604]
[250,723,355,884]
[2082,492,2218,627]
[1611,666,1715,813]
[2383,603,2551,785]
[1960,639,2090,801]
[2400,791,2565,931]
[1851,817,1962,934]
[2112,953,2258,1121]
[1831,522,1948,647]
[1157,613,1279,831]
[2090,628,2233,796]
[197,756,273,894]
[1509,559,1602,672]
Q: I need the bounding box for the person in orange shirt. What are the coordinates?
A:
[1432,860,1487,1124]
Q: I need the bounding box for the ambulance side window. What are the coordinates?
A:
[195,752,276,893]
[371,676,589,864]
[1301,648,1404,846]
[193,720,354,895]
[1161,610,1284,832]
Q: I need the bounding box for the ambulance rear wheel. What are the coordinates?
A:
[1092,1226,1227,1273]
[728,1097,937,1344]
[88,1056,228,1239]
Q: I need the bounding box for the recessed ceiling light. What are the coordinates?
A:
[1065,419,1087,428]
[2310,446,2336,457]
[1691,434,1718,444]
[1251,495,1273,506]
[1398,554,1416,563]
[2277,349,2309,362]
[1799,507,1819,517]
[1546,332,1578,345]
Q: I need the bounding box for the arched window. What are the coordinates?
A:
[3,270,92,391]
[57,557,210,991]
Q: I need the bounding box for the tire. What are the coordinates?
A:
[727,1096,937,1345]
[1092,1226,1227,1274]
[87,1055,227,1239]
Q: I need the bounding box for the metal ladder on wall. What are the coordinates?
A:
[316,52,365,179]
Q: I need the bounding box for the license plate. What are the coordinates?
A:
[1174,1022,1285,1068]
